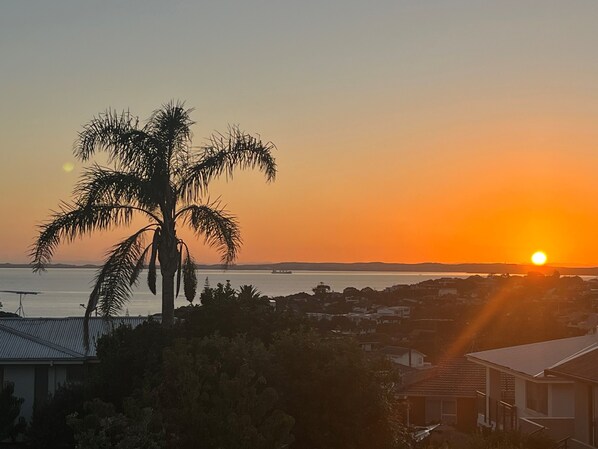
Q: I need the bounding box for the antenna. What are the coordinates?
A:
[0,290,40,317]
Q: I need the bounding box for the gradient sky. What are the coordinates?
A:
[2,1,598,266]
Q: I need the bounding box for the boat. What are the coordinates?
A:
[272,269,292,274]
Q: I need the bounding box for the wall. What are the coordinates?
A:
[3,365,35,420]
[550,383,575,417]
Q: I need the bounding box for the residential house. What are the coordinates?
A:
[467,333,598,445]
[0,316,153,421]
[545,346,598,448]
[402,357,490,432]
[381,346,428,369]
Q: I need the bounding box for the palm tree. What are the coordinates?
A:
[31,101,276,346]
[237,285,263,301]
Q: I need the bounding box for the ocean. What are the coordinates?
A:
[0,267,483,317]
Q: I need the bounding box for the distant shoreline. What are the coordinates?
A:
[3,262,598,276]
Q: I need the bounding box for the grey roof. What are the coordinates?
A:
[0,317,156,362]
[545,346,598,384]
[467,333,598,379]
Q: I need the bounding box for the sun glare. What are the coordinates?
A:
[62,162,75,173]
[531,251,547,266]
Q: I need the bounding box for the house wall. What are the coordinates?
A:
[514,377,527,413]
[389,352,425,368]
[3,365,35,420]
[407,395,477,431]
[2,363,78,421]
[550,383,575,417]
[573,383,591,444]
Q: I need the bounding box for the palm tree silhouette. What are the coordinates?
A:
[31,101,276,346]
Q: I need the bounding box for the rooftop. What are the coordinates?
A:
[0,316,155,362]
[404,357,486,398]
[467,333,598,379]
[545,346,598,384]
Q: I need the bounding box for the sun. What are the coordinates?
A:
[531,251,547,266]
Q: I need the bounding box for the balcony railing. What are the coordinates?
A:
[476,390,517,431]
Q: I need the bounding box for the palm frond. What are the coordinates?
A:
[175,244,183,298]
[129,242,152,287]
[31,203,136,272]
[177,125,276,203]
[84,227,148,350]
[177,202,241,265]
[145,101,194,174]
[182,252,197,303]
[75,165,160,214]
[74,109,156,174]
[147,228,161,294]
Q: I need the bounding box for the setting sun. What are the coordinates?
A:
[531,251,547,266]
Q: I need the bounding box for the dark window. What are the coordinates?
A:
[526,381,548,414]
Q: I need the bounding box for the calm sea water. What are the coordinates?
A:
[0,268,482,317]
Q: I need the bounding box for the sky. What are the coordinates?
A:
[2,1,598,266]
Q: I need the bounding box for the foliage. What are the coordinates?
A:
[67,398,165,449]
[180,288,307,345]
[30,101,277,346]
[0,382,26,442]
[26,383,88,449]
[150,336,294,449]
[92,320,172,408]
[85,302,407,449]
[460,431,557,449]
[238,284,263,301]
[267,331,407,449]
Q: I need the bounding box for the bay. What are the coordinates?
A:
[0,267,483,317]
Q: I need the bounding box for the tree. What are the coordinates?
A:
[31,101,276,345]
[0,382,26,442]
[238,284,263,301]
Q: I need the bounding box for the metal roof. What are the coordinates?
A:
[0,316,157,362]
[467,333,598,379]
[545,346,598,384]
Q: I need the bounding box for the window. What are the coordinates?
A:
[526,381,548,414]
[425,398,457,425]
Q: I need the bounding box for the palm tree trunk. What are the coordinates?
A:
[161,269,175,326]
[159,214,178,327]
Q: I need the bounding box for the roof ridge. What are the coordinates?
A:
[547,341,598,370]
[0,322,85,358]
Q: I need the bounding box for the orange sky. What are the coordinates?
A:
[2,2,598,266]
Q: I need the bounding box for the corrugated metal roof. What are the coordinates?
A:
[545,346,598,384]
[467,333,598,379]
[0,316,157,362]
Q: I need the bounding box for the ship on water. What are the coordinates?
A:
[272,269,292,274]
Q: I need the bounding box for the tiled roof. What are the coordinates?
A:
[0,316,155,362]
[467,333,598,379]
[545,346,598,384]
[404,357,486,398]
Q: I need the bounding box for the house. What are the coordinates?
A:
[376,306,411,319]
[402,357,490,432]
[380,346,428,368]
[0,316,154,421]
[467,333,598,444]
[545,346,598,448]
